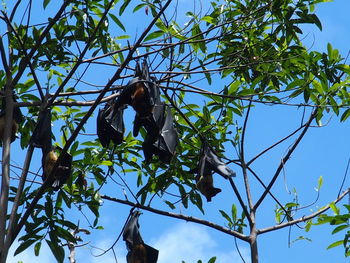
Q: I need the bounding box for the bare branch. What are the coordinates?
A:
[240,101,254,212]
[101,194,249,241]
[254,110,317,210]
[258,188,350,235]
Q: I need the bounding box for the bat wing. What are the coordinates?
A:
[97,108,110,147]
[204,144,236,179]
[123,211,143,248]
[145,244,159,263]
[106,104,125,144]
[134,103,165,138]
[97,101,125,147]
[30,108,52,149]
[155,105,178,163]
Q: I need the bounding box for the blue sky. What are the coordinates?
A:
[4,0,350,263]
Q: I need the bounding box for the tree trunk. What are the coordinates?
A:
[249,226,259,263]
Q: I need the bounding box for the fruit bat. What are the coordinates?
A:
[97,99,125,147]
[142,105,178,164]
[123,211,159,263]
[0,95,23,143]
[196,142,236,202]
[30,107,52,148]
[115,60,161,119]
[41,145,73,191]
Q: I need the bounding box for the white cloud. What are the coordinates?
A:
[151,223,250,263]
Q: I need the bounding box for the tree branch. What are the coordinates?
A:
[257,188,350,234]
[0,87,15,262]
[254,110,317,210]
[9,0,71,88]
[1,13,45,100]
[247,123,306,166]
[100,194,249,241]
[240,101,254,212]
[4,146,34,252]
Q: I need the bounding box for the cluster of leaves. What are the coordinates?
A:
[310,204,350,257]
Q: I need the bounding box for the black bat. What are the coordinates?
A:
[41,145,72,191]
[97,99,125,147]
[123,211,159,263]
[0,94,23,143]
[30,107,52,148]
[142,105,178,164]
[115,60,161,120]
[196,142,236,201]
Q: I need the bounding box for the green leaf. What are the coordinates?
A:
[34,242,41,256]
[219,210,232,224]
[133,3,146,13]
[109,14,126,32]
[165,200,176,209]
[14,239,37,256]
[231,204,237,222]
[46,240,65,263]
[317,176,323,191]
[144,31,164,42]
[341,108,350,122]
[43,0,51,9]
[55,226,76,243]
[327,240,343,249]
[332,224,349,234]
[119,0,131,16]
[329,202,340,215]
[201,16,214,24]
[208,257,217,263]
[305,220,312,232]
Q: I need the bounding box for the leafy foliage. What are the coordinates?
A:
[0,0,350,262]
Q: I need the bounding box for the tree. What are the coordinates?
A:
[0,0,350,262]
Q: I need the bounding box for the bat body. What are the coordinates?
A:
[0,117,19,143]
[0,95,23,143]
[30,108,52,148]
[196,173,221,202]
[123,211,159,263]
[42,148,58,180]
[97,100,125,147]
[127,243,147,263]
[30,105,72,190]
[196,142,236,201]
[41,146,73,190]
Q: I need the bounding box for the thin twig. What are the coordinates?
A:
[254,110,317,210]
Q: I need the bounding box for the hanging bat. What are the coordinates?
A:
[196,173,221,202]
[196,142,236,201]
[97,99,125,147]
[30,107,52,148]
[123,211,159,263]
[142,105,178,164]
[0,94,23,143]
[115,60,161,119]
[41,145,72,191]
